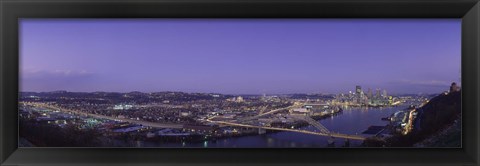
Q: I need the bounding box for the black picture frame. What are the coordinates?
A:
[1,0,479,165]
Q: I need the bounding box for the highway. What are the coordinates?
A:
[237,104,298,122]
[207,119,366,140]
[23,102,184,129]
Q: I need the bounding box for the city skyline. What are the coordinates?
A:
[20,19,461,94]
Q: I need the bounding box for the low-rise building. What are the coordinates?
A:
[290,108,311,115]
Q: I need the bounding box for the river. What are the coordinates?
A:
[137,105,406,148]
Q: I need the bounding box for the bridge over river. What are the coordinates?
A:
[228,103,366,140]
[207,120,366,140]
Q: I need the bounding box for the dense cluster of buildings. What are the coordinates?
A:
[332,85,398,107]
[19,91,296,145]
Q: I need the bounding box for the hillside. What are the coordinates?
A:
[382,90,461,147]
[417,90,461,133]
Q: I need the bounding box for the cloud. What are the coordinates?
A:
[390,79,452,87]
[21,69,94,79]
[20,69,97,92]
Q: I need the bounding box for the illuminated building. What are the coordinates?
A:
[290,108,311,115]
[236,96,244,102]
[113,104,133,110]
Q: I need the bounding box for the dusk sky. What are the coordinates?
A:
[20,19,461,94]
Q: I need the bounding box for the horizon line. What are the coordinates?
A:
[19,90,444,96]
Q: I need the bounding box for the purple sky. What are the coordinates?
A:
[20,19,461,94]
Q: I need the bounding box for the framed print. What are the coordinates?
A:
[1,0,479,165]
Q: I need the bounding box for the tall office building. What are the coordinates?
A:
[367,88,373,99]
[355,86,362,96]
[376,89,381,99]
[382,89,387,98]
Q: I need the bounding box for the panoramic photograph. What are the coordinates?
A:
[18,19,461,148]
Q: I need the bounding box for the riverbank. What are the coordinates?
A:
[368,91,461,147]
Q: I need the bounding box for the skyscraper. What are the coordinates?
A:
[355,86,362,97]
[376,89,381,99]
[355,86,363,104]
[367,88,373,99]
